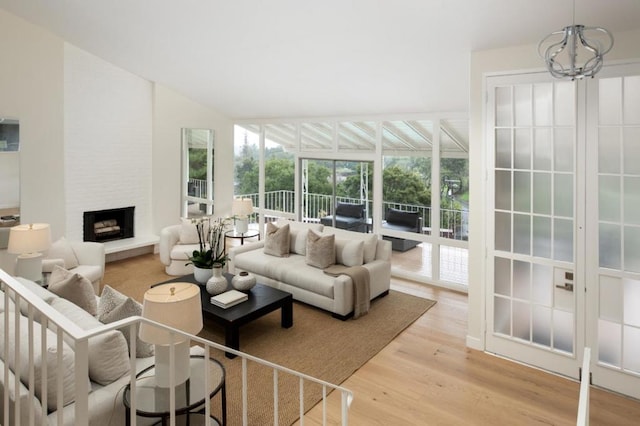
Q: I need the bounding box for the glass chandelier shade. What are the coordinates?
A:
[538,24,614,81]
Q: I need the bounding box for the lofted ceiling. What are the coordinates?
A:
[1,0,640,120]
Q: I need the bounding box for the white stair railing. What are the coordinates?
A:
[576,347,591,426]
[1,270,353,425]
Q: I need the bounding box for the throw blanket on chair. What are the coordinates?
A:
[323,265,370,319]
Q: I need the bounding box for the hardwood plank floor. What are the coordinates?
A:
[104,254,640,425]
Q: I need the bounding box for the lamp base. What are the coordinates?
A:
[154,340,191,388]
[235,218,248,234]
[15,253,43,283]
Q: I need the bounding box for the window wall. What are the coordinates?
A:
[234,115,469,290]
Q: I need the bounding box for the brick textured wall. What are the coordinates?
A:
[64,44,153,241]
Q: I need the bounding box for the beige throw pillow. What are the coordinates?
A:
[306,230,335,269]
[46,237,79,269]
[264,222,290,257]
[50,298,130,385]
[335,239,364,267]
[48,265,97,315]
[179,217,201,244]
[98,285,155,358]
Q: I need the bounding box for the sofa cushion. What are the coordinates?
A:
[98,285,154,358]
[275,220,324,256]
[0,314,77,411]
[322,228,378,263]
[50,297,131,385]
[234,253,336,298]
[48,265,97,315]
[335,239,364,267]
[46,236,79,269]
[264,222,290,257]
[306,230,335,269]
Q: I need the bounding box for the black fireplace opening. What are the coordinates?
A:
[83,206,134,242]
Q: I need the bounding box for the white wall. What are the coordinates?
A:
[64,44,153,241]
[466,28,640,350]
[0,152,19,209]
[0,9,233,246]
[152,85,233,232]
[0,9,65,231]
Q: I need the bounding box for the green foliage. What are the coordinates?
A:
[188,148,208,180]
[382,166,431,206]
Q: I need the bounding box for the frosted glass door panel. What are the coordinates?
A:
[490,80,576,359]
[624,177,640,224]
[533,173,551,214]
[623,76,640,124]
[598,176,620,222]
[623,128,640,174]
[595,73,640,392]
[598,127,621,173]
[624,227,640,273]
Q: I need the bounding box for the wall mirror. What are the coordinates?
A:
[181,128,214,218]
[0,118,20,230]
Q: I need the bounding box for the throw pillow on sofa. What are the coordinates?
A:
[264,222,290,257]
[98,285,154,358]
[50,297,130,385]
[46,236,80,269]
[335,239,364,267]
[48,265,97,315]
[274,220,323,255]
[306,230,335,269]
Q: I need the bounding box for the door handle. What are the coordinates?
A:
[556,283,574,292]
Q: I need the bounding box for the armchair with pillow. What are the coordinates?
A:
[159,218,212,276]
[42,237,105,294]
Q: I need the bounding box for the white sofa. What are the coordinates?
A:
[0,275,206,426]
[228,221,392,319]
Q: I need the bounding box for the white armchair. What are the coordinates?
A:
[42,237,105,295]
[159,223,199,276]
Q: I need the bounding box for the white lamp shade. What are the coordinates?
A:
[232,198,254,217]
[139,283,203,345]
[7,223,51,255]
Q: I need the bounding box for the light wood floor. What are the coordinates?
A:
[105,254,640,425]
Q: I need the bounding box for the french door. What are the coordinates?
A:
[486,63,640,398]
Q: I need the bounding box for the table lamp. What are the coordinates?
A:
[7,223,51,282]
[232,198,253,234]
[139,283,203,388]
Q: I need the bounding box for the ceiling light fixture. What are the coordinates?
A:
[537,0,613,80]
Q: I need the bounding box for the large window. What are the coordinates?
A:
[234,116,469,290]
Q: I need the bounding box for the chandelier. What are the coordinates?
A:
[537,1,614,80]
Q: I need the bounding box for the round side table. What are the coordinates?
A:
[123,355,226,426]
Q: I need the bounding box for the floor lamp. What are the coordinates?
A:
[139,283,203,388]
[232,198,254,234]
[7,223,51,283]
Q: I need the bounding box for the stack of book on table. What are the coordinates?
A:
[210,289,248,309]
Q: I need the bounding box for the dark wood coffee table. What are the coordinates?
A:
[159,273,293,358]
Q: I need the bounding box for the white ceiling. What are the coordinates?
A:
[2,0,639,119]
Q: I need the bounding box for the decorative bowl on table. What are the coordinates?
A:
[231,271,256,292]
